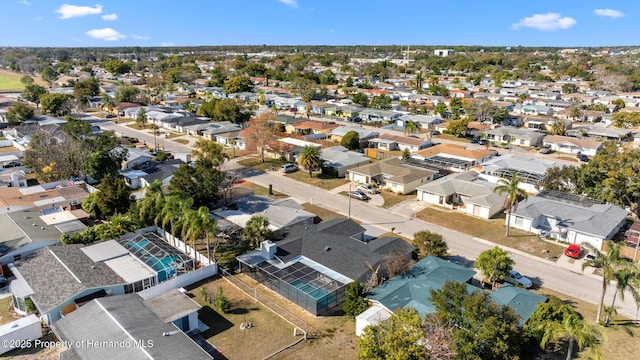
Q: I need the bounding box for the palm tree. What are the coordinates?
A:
[582,242,624,323]
[551,121,567,136]
[493,173,528,236]
[536,304,603,360]
[298,145,322,177]
[149,124,160,152]
[606,263,640,325]
[404,120,420,136]
[159,195,193,246]
[568,106,584,122]
[228,138,237,158]
[185,206,217,263]
[242,215,273,249]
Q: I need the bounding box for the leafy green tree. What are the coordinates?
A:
[446,118,470,137]
[245,113,277,163]
[539,165,580,193]
[95,213,137,241]
[135,108,148,129]
[72,77,100,105]
[39,93,72,116]
[20,75,34,85]
[561,83,578,94]
[223,75,253,93]
[449,97,463,120]
[319,69,338,85]
[85,147,128,182]
[430,281,522,360]
[491,106,509,123]
[342,281,368,318]
[93,176,134,219]
[192,139,228,167]
[6,102,34,122]
[103,59,132,76]
[612,111,640,128]
[358,307,425,360]
[340,130,360,151]
[40,66,58,86]
[184,206,217,262]
[582,242,625,323]
[241,215,273,249]
[298,145,322,177]
[159,194,194,237]
[493,172,528,236]
[412,230,448,259]
[606,262,640,325]
[351,92,370,107]
[370,94,392,110]
[168,163,225,208]
[114,85,140,103]
[475,246,514,290]
[198,98,253,124]
[433,103,447,117]
[21,84,47,103]
[613,98,626,111]
[568,106,584,122]
[214,286,231,313]
[429,85,450,97]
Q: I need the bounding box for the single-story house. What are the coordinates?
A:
[120,159,184,189]
[214,196,315,239]
[513,103,553,116]
[368,133,433,153]
[585,125,632,141]
[285,120,340,135]
[325,105,364,119]
[508,190,628,250]
[358,109,402,123]
[396,114,444,129]
[51,291,211,359]
[416,171,504,219]
[123,148,153,169]
[481,127,546,147]
[411,144,497,173]
[236,219,415,315]
[330,126,380,148]
[348,157,438,195]
[321,146,371,178]
[490,284,548,326]
[479,154,570,194]
[542,135,602,156]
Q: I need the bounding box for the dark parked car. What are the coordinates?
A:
[478,139,488,145]
[470,137,479,144]
[105,114,116,119]
[577,153,589,162]
[348,190,370,201]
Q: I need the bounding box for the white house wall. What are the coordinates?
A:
[417,191,442,205]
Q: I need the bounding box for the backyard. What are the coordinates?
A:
[416,206,565,259]
[188,277,356,360]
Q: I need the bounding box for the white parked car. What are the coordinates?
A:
[357,184,379,195]
[504,269,532,289]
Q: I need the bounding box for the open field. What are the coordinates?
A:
[416,205,566,259]
[0,70,27,91]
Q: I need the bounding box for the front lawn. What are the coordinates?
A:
[0,296,15,326]
[379,190,414,208]
[238,157,287,172]
[301,203,347,223]
[285,171,348,190]
[416,206,565,259]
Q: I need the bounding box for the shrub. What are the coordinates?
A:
[214,286,231,313]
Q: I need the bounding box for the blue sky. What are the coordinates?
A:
[2,1,639,47]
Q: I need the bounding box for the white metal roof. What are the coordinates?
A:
[104,255,156,283]
[81,240,129,263]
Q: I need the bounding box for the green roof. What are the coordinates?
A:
[367,256,476,316]
[490,284,547,326]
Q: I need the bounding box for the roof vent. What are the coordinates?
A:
[324,246,331,251]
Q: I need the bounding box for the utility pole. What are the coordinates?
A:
[348,182,352,219]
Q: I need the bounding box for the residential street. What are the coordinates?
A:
[93,116,638,320]
[229,159,640,321]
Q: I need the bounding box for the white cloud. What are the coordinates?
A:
[20,0,30,6]
[511,13,577,31]
[132,34,150,40]
[101,13,118,21]
[594,8,625,18]
[160,41,174,47]
[56,4,103,19]
[86,28,125,41]
[278,0,298,8]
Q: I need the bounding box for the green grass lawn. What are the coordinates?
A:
[416,206,565,259]
[238,157,287,171]
[0,70,27,91]
[241,182,288,198]
[301,203,347,223]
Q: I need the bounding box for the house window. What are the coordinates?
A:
[13,254,21,262]
[514,216,524,226]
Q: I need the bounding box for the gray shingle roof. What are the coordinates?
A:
[417,171,503,208]
[15,245,125,313]
[512,195,628,238]
[52,294,211,360]
[275,219,415,281]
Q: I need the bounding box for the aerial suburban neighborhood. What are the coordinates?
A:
[2,3,640,360]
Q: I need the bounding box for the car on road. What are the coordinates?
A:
[478,139,488,145]
[540,144,552,154]
[470,136,479,144]
[105,114,116,119]
[357,184,379,195]
[577,153,589,162]
[280,163,299,173]
[348,190,370,201]
[504,269,533,289]
[564,244,584,258]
